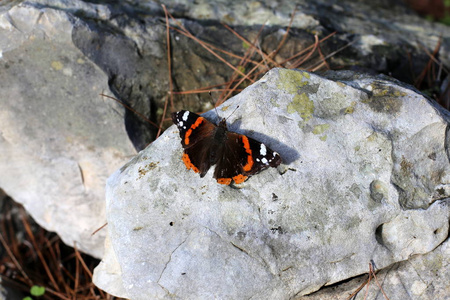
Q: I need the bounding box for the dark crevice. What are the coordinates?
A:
[375,223,387,248]
[445,124,450,164]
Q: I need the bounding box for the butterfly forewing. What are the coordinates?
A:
[172,110,217,176]
[172,110,215,149]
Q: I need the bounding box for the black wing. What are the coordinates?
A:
[172,110,217,177]
[213,132,282,185]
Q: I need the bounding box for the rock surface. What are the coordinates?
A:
[1,0,448,286]
[0,3,136,258]
[94,68,449,299]
[297,238,450,299]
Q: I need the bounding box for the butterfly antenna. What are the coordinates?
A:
[209,91,221,120]
[225,105,240,121]
[209,91,239,121]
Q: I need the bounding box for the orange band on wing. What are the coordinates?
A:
[241,136,254,172]
[182,153,200,173]
[232,174,248,184]
[184,117,204,145]
[217,178,232,185]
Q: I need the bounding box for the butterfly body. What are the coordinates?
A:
[172,110,281,185]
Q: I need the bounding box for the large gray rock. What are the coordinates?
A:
[0,3,136,257]
[94,68,449,299]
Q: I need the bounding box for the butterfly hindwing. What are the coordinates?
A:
[213,132,251,185]
[213,132,282,185]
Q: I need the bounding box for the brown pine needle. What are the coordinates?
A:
[279,31,336,66]
[291,36,319,69]
[370,262,390,300]
[346,276,371,300]
[221,22,279,69]
[346,261,390,300]
[0,232,32,285]
[99,93,159,129]
[316,35,330,70]
[363,267,372,300]
[169,25,262,65]
[272,5,297,58]
[165,11,248,78]
[91,222,108,236]
[20,208,60,291]
[74,245,93,279]
[156,93,170,138]
[171,88,242,95]
[309,39,356,72]
[74,245,80,297]
[415,37,445,88]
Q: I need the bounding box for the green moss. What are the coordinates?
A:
[313,124,330,135]
[270,98,280,107]
[344,101,357,114]
[277,69,310,94]
[287,93,314,121]
[363,84,404,114]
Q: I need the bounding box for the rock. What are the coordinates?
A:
[121,0,450,83]
[1,0,448,288]
[24,0,450,149]
[297,238,450,300]
[94,68,449,299]
[0,3,136,258]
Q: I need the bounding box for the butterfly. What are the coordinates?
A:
[172,110,282,185]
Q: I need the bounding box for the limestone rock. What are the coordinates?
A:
[94,68,449,299]
[0,3,136,258]
[297,238,450,299]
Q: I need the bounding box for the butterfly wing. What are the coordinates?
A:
[213,132,282,185]
[172,110,217,177]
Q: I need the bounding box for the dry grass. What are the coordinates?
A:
[154,5,342,137]
[345,262,390,300]
[0,192,123,300]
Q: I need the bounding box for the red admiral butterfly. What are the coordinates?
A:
[172,110,282,185]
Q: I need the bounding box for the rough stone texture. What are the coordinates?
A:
[94,68,449,299]
[0,4,136,257]
[1,0,448,291]
[297,238,450,300]
[121,0,450,79]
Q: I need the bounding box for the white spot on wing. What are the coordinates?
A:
[261,158,268,164]
[178,121,184,127]
[260,144,267,156]
[182,111,190,121]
